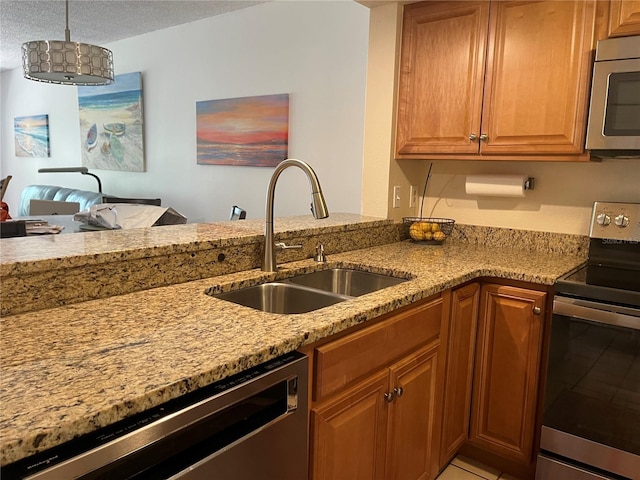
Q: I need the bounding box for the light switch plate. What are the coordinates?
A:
[393,186,400,208]
[409,185,418,208]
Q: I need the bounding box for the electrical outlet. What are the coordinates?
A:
[409,185,418,208]
[393,186,401,208]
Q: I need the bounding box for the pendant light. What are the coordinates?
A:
[22,0,114,86]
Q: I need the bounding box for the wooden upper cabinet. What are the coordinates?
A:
[608,0,640,37]
[481,0,599,155]
[396,0,604,160]
[396,1,489,155]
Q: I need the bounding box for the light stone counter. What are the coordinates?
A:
[0,214,400,316]
[0,220,588,467]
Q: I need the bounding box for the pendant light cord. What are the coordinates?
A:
[64,0,71,42]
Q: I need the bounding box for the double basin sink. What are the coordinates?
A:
[210,268,408,314]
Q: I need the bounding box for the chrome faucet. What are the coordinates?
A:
[262,159,329,272]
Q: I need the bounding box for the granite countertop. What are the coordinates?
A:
[0,213,388,276]
[0,237,586,467]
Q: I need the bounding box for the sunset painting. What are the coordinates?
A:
[14,114,50,157]
[196,93,289,166]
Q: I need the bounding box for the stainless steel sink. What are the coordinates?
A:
[212,282,349,314]
[210,268,407,314]
[284,268,407,297]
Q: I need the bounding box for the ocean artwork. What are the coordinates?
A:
[14,114,50,157]
[196,93,289,166]
[78,72,145,172]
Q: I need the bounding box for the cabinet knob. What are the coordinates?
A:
[479,133,488,142]
[384,391,395,403]
[393,387,404,398]
[469,133,478,141]
[533,306,542,315]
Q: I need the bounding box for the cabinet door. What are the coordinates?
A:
[469,284,546,465]
[386,344,440,480]
[608,0,640,37]
[439,283,480,468]
[396,1,489,155]
[311,370,389,480]
[480,1,599,155]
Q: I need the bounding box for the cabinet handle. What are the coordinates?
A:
[393,387,404,398]
[384,391,395,403]
[479,133,488,142]
[469,133,477,142]
[533,306,542,315]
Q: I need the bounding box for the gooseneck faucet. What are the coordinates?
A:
[263,159,329,272]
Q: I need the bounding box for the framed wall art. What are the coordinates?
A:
[14,114,50,157]
[78,72,145,172]
[196,93,289,167]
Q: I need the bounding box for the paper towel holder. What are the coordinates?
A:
[464,174,535,197]
[524,177,534,190]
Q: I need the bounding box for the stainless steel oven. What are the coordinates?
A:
[2,351,308,480]
[585,35,640,158]
[537,202,640,480]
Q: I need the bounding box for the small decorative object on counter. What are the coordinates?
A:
[403,217,455,244]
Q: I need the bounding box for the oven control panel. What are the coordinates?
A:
[590,202,640,241]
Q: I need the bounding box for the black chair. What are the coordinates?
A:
[229,206,246,220]
[103,196,161,206]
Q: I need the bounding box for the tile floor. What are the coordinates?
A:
[436,455,521,480]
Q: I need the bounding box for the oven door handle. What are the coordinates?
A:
[553,296,640,330]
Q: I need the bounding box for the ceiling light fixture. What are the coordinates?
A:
[22,0,114,86]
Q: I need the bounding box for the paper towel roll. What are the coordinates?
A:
[465,175,528,197]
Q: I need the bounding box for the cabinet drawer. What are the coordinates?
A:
[314,297,443,401]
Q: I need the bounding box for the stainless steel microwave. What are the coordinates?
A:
[585,35,640,158]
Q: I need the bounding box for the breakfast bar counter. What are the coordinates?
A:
[0,216,588,466]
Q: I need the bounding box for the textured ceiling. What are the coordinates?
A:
[0,1,266,72]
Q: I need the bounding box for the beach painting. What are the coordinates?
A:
[14,114,50,157]
[196,93,289,166]
[78,72,145,172]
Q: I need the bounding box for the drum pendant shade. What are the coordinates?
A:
[21,1,113,86]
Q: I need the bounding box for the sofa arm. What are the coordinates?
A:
[53,188,105,213]
[19,185,63,216]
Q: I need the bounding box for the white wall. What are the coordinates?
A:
[1,1,369,223]
[362,2,640,235]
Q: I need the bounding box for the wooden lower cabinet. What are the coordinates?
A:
[469,283,547,467]
[312,343,440,480]
[311,370,389,480]
[309,296,447,480]
[439,283,480,468]
[439,281,549,479]
[310,280,549,480]
[386,345,441,480]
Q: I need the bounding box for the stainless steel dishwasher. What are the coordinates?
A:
[2,351,308,480]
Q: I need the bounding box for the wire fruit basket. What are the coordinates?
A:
[403,217,455,244]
